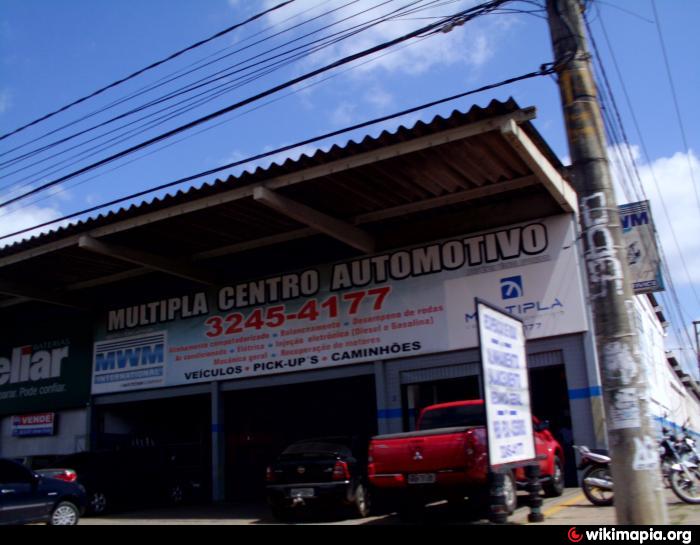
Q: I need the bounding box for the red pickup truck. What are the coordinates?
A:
[368,400,564,517]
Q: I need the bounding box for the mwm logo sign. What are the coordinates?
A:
[93,332,167,389]
[500,276,524,300]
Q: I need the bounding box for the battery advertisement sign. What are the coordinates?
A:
[0,329,92,416]
[477,301,535,467]
[92,215,588,394]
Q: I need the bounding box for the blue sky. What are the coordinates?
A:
[0,0,698,374]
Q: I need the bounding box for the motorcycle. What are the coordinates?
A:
[661,425,700,504]
[574,445,614,506]
[575,423,700,507]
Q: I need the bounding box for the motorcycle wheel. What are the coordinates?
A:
[669,467,700,504]
[582,465,614,506]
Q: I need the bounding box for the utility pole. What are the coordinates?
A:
[547,0,668,524]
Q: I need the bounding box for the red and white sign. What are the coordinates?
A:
[11,412,56,437]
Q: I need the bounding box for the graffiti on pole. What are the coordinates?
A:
[581,192,624,300]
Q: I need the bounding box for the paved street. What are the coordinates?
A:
[78,488,700,525]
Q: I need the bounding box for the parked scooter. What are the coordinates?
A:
[574,445,614,506]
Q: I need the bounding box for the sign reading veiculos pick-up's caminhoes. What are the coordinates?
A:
[0,331,92,416]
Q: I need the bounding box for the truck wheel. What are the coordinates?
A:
[543,456,565,497]
[504,472,517,514]
[353,484,371,518]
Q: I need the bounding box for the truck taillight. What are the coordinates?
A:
[368,462,376,478]
[332,461,350,481]
[265,466,275,483]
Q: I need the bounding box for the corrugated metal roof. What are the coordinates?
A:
[0,98,560,259]
[0,97,576,311]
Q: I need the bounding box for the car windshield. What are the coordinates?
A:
[281,441,351,458]
[419,404,485,431]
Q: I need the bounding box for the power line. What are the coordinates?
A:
[0,0,341,161]
[0,0,513,211]
[650,0,700,218]
[586,5,699,373]
[0,0,373,168]
[593,5,700,309]
[0,36,434,227]
[0,63,554,244]
[0,1,468,211]
[0,0,297,143]
[0,0,459,188]
[0,0,424,177]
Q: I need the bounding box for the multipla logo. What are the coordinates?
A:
[93,332,167,388]
[0,343,70,386]
[500,276,524,300]
[465,274,564,323]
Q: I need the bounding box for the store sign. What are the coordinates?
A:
[0,335,92,416]
[11,412,56,437]
[619,201,664,294]
[477,301,535,467]
[92,214,588,394]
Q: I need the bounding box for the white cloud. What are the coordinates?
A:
[260,0,502,76]
[365,86,393,110]
[640,151,700,287]
[0,203,66,248]
[330,101,357,126]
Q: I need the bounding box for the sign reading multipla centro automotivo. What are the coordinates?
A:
[92,215,588,394]
[0,332,92,416]
[11,412,56,438]
[477,300,535,467]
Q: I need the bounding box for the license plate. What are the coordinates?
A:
[290,488,315,498]
[407,473,436,485]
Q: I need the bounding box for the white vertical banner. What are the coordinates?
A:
[477,300,536,468]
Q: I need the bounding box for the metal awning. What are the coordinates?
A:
[0,98,576,310]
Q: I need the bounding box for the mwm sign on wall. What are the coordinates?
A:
[619,200,664,294]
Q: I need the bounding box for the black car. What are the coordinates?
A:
[45,447,204,515]
[0,458,86,525]
[265,437,370,521]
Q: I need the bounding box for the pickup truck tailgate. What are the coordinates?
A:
[370,426,484,475]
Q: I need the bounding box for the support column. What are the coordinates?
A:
[374,361,390,435]
[211,382,225,502]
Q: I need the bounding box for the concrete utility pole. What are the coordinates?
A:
[546,0,668,524]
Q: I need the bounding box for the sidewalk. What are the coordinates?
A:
[513,488,700,526]
[80,488,699,525]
